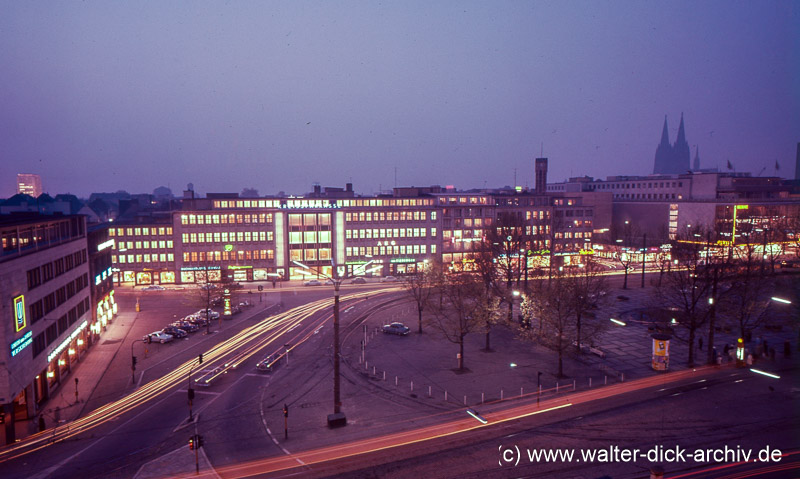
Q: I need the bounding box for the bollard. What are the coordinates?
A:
[445,390,448,401]
[463,395,467,405]
[520,387,524,397]
[395,376,398,386]
[605,375,607,385]
[573,379,576,390]
[590,377,592,388]
[365,361,368,370]
[501,389,504,400]
[373,366,376,375]
[556,382,559,393]
[621,372,624,382]
[481,392,484,404]
[428,385,432,397]
[383,371,386,381]
[411,381,413,392]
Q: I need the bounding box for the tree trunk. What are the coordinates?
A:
[707,272,718,365]
[687,325,696,367]
[417,306,423,334]
[622,269,628,289]
[459,335,465,370]
[485,324,491,352]
[575,314,582,355]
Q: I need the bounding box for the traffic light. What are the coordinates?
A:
[197,435,204,448]
[132,356,137,367]
[188,388,195,401]
[198,353,203,364]
[283,404,289,417]
[189,435,195,450]
[258,285,263,291]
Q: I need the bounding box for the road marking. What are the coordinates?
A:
[176,389,221,396]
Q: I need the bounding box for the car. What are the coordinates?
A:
[380,276,398,283]
[185,315,209,326]
[141,285,166,291]
[325,279,335,285]
[350,277,367,284]
[194,366,225,387]
[382,322,410,335]
[238,300,253,308]
[256,352,283,372]
[199,284,217,290]
[171,321,199,332]
[304,279,321,286]
[194,309,220,320]
[143,331,174,344]
[162,326,188,339]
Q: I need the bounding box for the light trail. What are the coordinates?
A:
[0,288,400,464]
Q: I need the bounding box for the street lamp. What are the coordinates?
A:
[292,258,374,427]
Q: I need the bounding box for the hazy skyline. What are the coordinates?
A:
[2,1,798,198]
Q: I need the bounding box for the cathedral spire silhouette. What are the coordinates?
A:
[693,145,701,171]
[660,115,670,146]
[653,113,691,174]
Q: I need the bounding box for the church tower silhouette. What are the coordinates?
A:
[653,113,691,174]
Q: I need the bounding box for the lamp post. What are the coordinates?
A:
[292,258,374,426]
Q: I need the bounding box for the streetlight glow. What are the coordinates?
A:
[771,297,791,304]
[610,318,626,326]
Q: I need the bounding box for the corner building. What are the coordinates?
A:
[0,215,92,444]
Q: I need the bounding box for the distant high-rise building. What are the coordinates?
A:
[653,114,691,175]
[795,142,799,180]
[17,173,42,197]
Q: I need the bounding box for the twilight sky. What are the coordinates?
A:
[1,1,798,198]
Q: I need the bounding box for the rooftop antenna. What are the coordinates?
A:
[514,168,517,188]
[541,142,544,157]
[394,167,397,188]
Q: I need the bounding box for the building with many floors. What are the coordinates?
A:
[107,159,607,285]
[0,214,115,444]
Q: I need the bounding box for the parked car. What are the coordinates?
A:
[304,279,321,286]
[194,309,220,320]
[185,315,209,326]
[171,321,199,332]
[162,326,188,339]
[350,277,367,284]
[382,322,410,335]
[380,276,398,283]
[143,331,174,343]
[141,285,165,291]
[325,279,335,285]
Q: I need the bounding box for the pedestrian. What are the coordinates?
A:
[723,343,730,356]
[38,415,46,432]
[698,337,703,350]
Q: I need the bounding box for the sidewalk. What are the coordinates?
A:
[16,304,138,440]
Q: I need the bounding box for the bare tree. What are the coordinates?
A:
[724,241,777,342]
[567,257,609,355]
[425,272,487,371]
[401,261,434,334]
[519,269,575,377]
[469,238,506,351]
[485,211,528,323]
[610,221,639,289]
[654,227,714,366]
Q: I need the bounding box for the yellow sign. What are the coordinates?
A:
[13,295,26,332]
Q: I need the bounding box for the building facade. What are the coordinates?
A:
[0,215,92,444]
[108,161,605,284]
